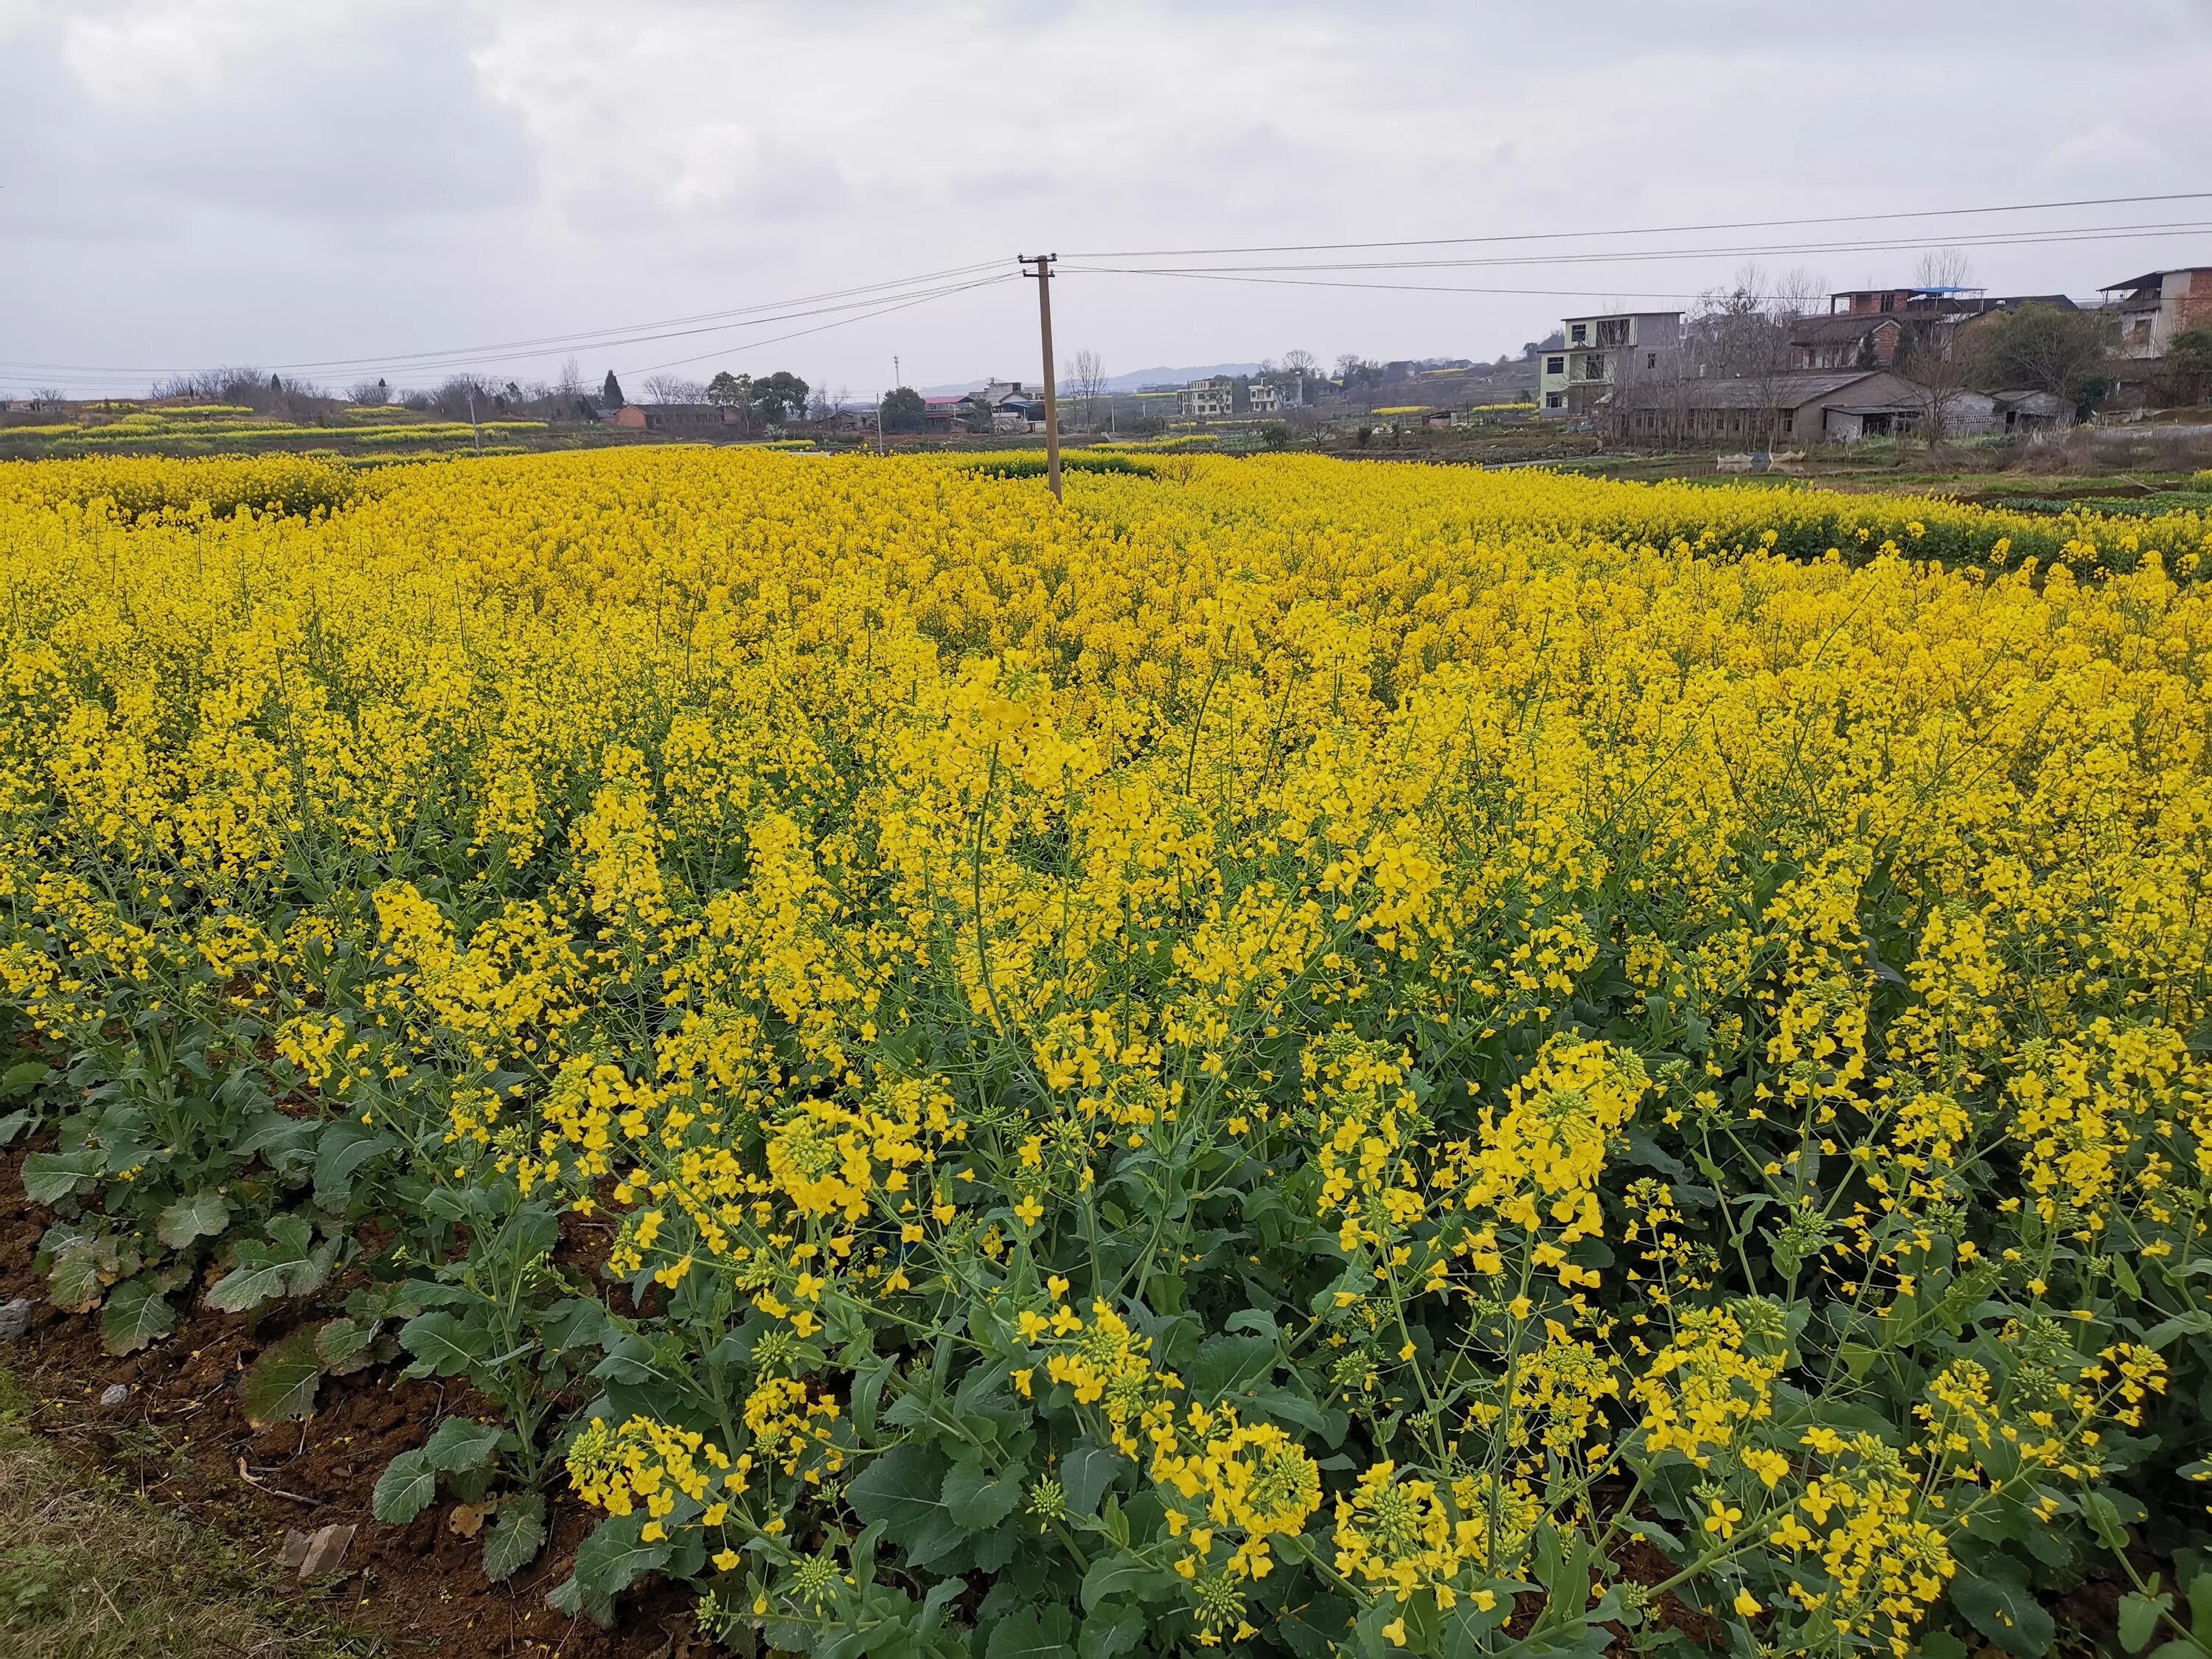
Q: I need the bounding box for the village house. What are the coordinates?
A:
[608,403,745,434]
[1790,289,2077,372]
[1607,369,1938,445]
[2101,267,2212,361]
[1536,311,1682,416]
[1247,375,1308,414]
[1177,375,1239,419]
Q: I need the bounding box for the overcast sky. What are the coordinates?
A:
[7,0,2212,399]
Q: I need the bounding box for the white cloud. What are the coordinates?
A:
[6,0,2212,397]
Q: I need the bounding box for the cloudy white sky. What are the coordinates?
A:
[6,0,2212,398]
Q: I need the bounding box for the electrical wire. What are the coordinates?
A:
[617,273,1018,378]
[1065,190,2212,259]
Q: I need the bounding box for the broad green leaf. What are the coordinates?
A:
[1191,1332,1275,1399]
[313,1122,394,1211]
[47,1241,117,1313]
[986,1607,1076,1659]
[482,1495,547,1583]
[1081,1552,1164,1612]
[23,1149,101,1205]
[2120,1590,2173,1655]
[423,1416,506,1473]
[943,1458,1022,1531]
[398,1311,490,1377]
[1079,1607,1146,1659]
[155,1191,230,1251]
[1060,1441,1129,1519]
[372,1448,438,1523]
[313,1316,378,1374]
[100,1279,175,1355]
[571,1516,672,1597]
[1952,1569,2056,1658]
[240,1329,323,1427]
[846,1444,949,1547]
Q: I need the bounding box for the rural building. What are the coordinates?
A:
[608,403,744,433]
[2101,268,2212,360]
[1248,377,1307,414]
[1177,376,1239,419]
[1537,312,1682,416]
[1607,369,1961,445]
[1990,389,2072,432]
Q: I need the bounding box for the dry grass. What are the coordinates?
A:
[0,1371,366,1659]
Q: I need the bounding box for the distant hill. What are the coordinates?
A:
[920,363,1265,397]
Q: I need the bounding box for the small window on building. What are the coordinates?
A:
[1545,392,1565,408]
[1569,323,1588,344]
[1646,352,1657,369]
[1781,409,1793,434]
[1582,355,1607,380]
[1879,293,1895,312]
[1546,356,1565,375]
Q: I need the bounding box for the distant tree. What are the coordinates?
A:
[1281,348,1320,381]
[347,378,389,406]
[557,358,585,401]
[1974,303,2117,412]
[1064,349,1107,429]
[2160,327,2212,404]
[641,374,706,405]
[32,386,66,410]
[1913,246,1975,297]
[751,371,810,423]
[706,370,751,406]
[601,371,625,408]
[880,386,926,432]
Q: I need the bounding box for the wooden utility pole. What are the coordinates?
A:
[1020,253,1062,501]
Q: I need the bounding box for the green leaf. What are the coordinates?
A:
[240,1329,323,1427]
[1060,1441,1129,1519]
[22,1149,101,1205]
[0,1060,52,1100]
[0,1110,31,1147]
[1191,1333,1275,1399]
[1079,1607,1147,1659]
[313,1121,395,1211]
[100,1279,175,1355]
[46,1240,117,1313]
[155,1191,231,1251]
[482,1495,547,1583]
[2120,1590,2174,1655]
[1952,1569,2056,1658]
[205,1217,327,1313]
[943,1458,1022,1531]
[987,1607,1076,1659]
[2081,1490,2131,1554]
[423,1416,506,1474]
[571,1515,672,1597]
[397,1311,490,1378]
[372,1448,439,1523]
[313,1316,378,1374]
[846,1444,949,1547]
[1081,1552,1165,1612]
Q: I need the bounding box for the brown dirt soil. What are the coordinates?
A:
[1,1146,712,1658]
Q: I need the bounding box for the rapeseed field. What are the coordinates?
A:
[3,448,2209,1658]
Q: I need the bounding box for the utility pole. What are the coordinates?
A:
[1019,253,1062,501]
[466,384,482,455]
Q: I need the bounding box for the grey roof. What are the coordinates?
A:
[1615,372,1876,410]
[1790,315,1909,344]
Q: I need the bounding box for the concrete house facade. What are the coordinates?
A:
[2101,268,2212,360]
[1537,312,1682,416]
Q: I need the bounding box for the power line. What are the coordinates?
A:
[1065,190,2212,259]
[0,259,1011,385]
[1067,220,2212,281]
[617,274,1017,378]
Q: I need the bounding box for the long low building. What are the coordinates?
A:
[1604,369,2063,445]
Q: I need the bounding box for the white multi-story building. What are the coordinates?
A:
[1535,311,1683,417]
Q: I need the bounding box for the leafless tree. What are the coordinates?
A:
[1063,349,1107,431]
[1913,247,1975,297]
[556,358,585,401]
[348,378,390,406]
[1686,263,1825,451]
[641,374,706,406]
[32,386,68,409]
